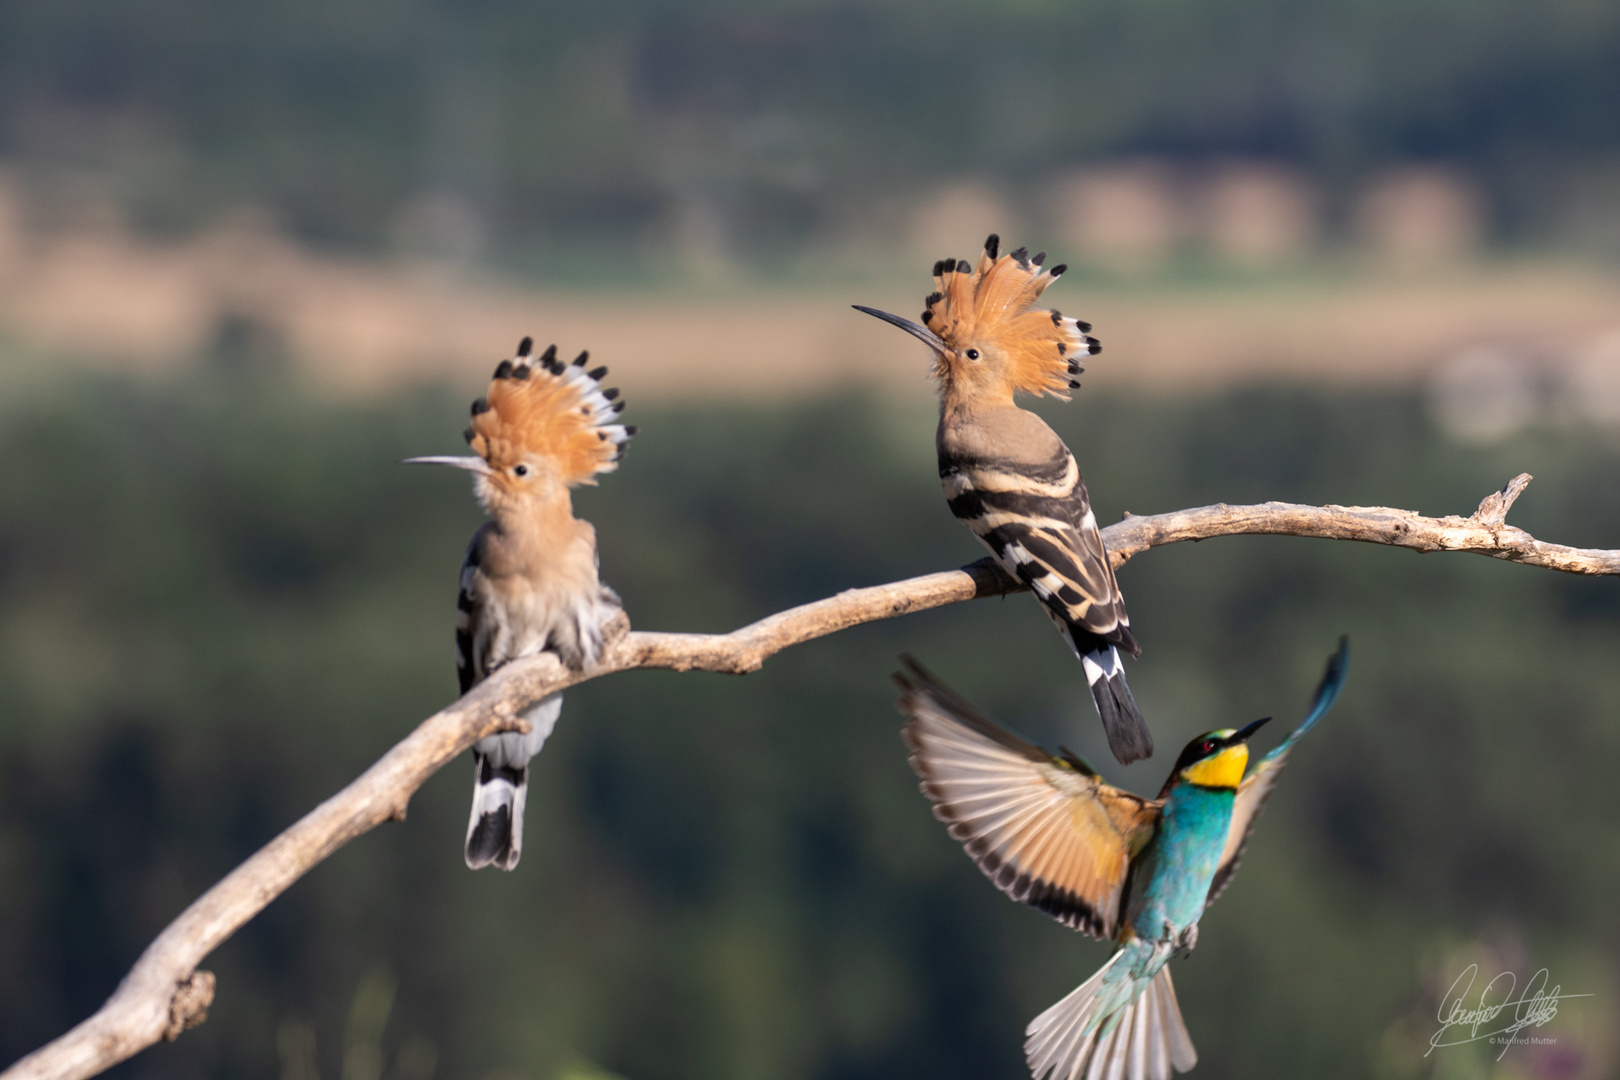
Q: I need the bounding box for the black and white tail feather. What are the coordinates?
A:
[465,695,563,870]
[1079,644,1149,766]
[1025,956,1197,1080]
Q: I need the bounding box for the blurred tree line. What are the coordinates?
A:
[2,0,1619,264]
[1,363,1617,1078]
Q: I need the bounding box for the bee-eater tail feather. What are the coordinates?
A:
[1083,646,1152,763]
[1025,953,1117,1080]
[1026,960,1195,1080]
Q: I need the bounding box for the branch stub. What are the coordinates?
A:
[1472,473,1533,526]
[162,971,215,1042]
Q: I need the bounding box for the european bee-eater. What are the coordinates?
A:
[856,234,1153,764]
[407,337,634,870]
[895,639,1349,1080]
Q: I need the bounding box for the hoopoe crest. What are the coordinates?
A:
[464,338,635,489]
[857,234,1100,404]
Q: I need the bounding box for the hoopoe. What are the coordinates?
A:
[855,234,1154,764]
[407,338,634,870]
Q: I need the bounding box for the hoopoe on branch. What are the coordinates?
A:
[855,233,1154,764]
[406,338,634,870]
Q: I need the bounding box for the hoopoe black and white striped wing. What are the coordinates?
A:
[895,659,1161,941]
[455,525,491,694]
[945,446,1137,653]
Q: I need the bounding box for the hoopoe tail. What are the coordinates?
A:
[465,694,563,871]
[465,337,636,485]
[1025,951,1196,1080]
[1080,645,1153,764]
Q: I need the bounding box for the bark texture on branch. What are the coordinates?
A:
[1101,474,1620,576]
[6,474,1615,1080]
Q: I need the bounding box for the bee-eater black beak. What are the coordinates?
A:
[852,305,950,354]
[1232,717,1271,744]
[401,455,494,476]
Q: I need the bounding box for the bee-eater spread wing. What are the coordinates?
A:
[1205,638,1350,906]
[895,657,1161,941]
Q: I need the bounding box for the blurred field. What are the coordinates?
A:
[2,194,1619,405]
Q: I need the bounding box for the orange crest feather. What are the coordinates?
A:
[921,235,1099,400]
[466,339,634,486]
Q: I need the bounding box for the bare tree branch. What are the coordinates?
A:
[6,474,1615,1080]
[1102,474,1620,576]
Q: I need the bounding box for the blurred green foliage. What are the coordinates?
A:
[1,367,1619,1079]
[4,0,1620,259]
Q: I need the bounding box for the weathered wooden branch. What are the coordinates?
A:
[1101,473,1619,576]
[6,473,1616,1080]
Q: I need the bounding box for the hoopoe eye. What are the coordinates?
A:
[513,464,530,478]
[965,348,981,360]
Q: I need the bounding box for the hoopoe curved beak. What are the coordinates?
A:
[401,455,495,476]
[852,305,950,354]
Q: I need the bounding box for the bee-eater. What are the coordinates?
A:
[895,639,1349,1080]
[407,337,634,870]
[855,234,1153,765]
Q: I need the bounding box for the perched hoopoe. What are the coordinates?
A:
[406,337,634,870]
[856,234,1153,763]
[895,640,1349,1080]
